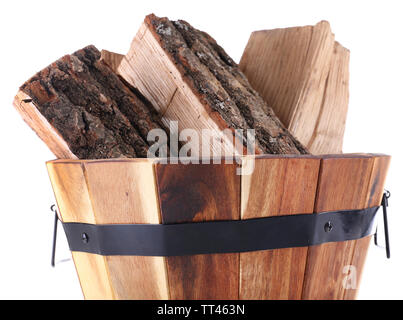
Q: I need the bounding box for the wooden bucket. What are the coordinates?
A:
[46,153,390,300]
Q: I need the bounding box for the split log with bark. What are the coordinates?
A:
[14,16,309,159]
[117,14,308,156]
[14,46,166,159]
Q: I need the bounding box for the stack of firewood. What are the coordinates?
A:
[13,14,349,159]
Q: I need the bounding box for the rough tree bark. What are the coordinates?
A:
[16,46,166,159]
[15,16,309,159]
[118,14,309,155]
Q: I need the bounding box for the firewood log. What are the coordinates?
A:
[14,15,309,160]
[239,22,349,154]
[14,46,166,159]
[118,14,308,155]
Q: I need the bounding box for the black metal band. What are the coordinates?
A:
[61,206,380,257]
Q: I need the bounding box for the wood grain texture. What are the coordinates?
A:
[240,155,320,299]
[47,159,169,300]
[14,91,77,159]
[118,22,242,156]
[343,154,391,299]
[306,42,349,153]
[118,15,308,156]
[302,155,375,299]
[81,159,168,299]
[47,155,390,300]
[16,45,167,159]
[155,160,240,299]
[240,22,349,154]
[46,161,114,299]
[101,50,124,73]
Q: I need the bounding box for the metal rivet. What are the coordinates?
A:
[82,233,89,243]
[324,221,333,233]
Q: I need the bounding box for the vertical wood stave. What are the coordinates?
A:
[46,161,115,299]
[343,154,391,299]
[82,159,169,299]
[239,155,320,299]
[47,154,390,300]
[47,159,169,300]
[302,155,376,299]
[154,161,240,299]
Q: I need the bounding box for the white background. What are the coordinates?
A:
[0,0,402,299]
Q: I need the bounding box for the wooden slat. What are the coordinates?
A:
[154,161,240,299]
[47,155,390,300]
[302,155,375,299]
[47,159,169,300]
[82,159,169,299]
[46,161,114,299]
[343,154,391,299]
[239,155,320,299]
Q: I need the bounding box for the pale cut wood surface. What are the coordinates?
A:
[240,21,349,154]
[240,155,320,299]
[118,23,240,156]
[154,160,240,299]
[302,155,375,299]
[101,50,124,73]
[14,91,77,159]
[343,154,391,299]
[47,159,169,300]
[118,15,308,156]
[306,42,349,153]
